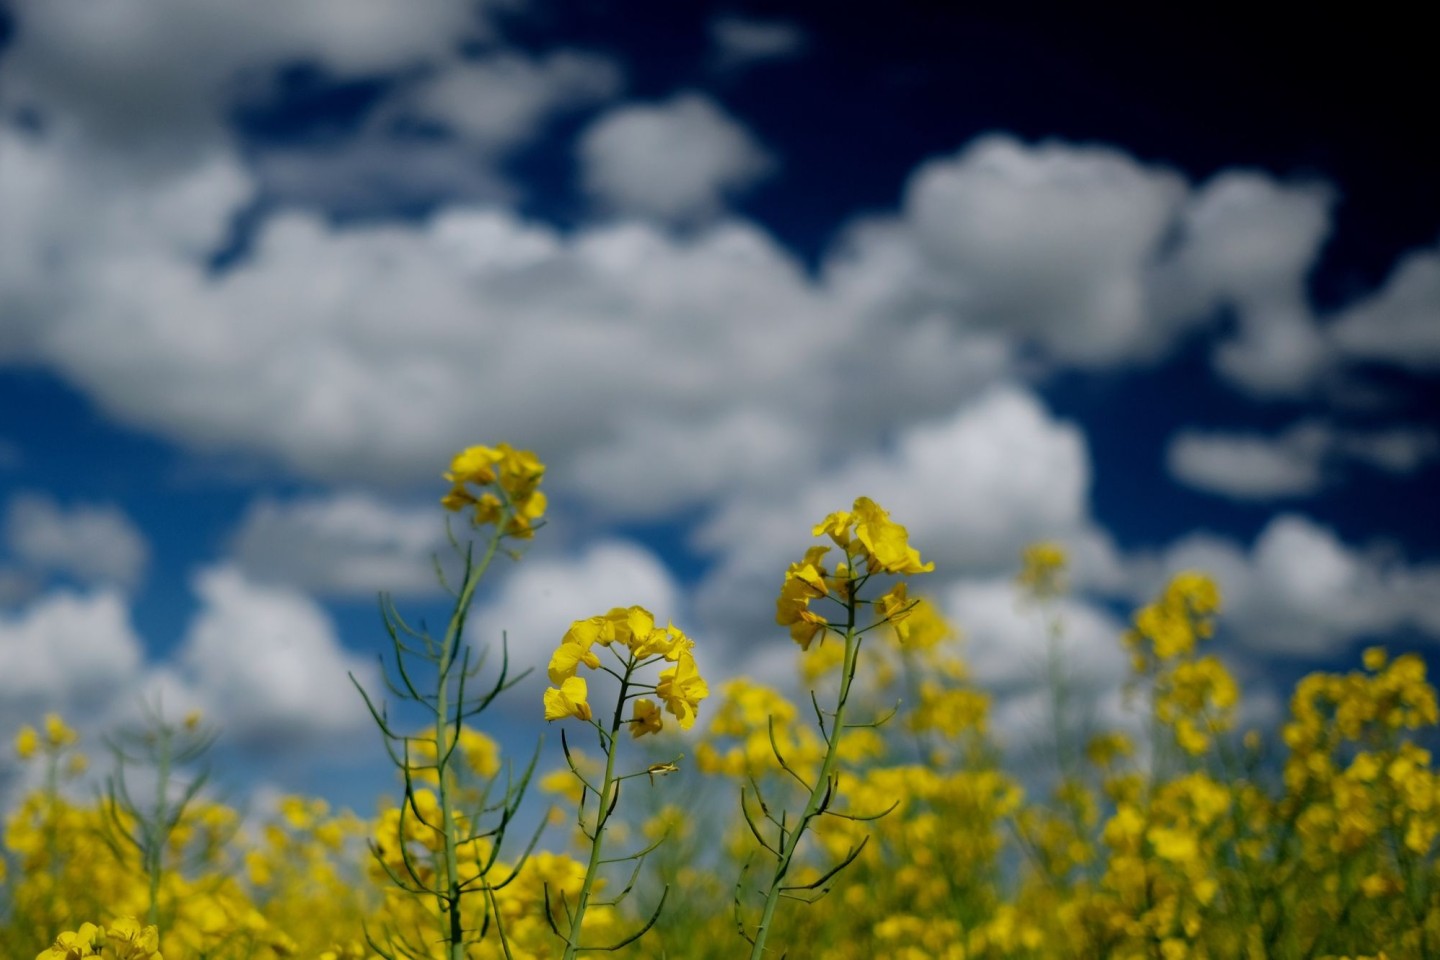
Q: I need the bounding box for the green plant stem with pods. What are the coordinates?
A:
[350,443,548,960]
[98,703,219,929]
[542,605,708,957]
[744,498,933,958]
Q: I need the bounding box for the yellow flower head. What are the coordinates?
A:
[440,442,546,536]
[874,583,913,640]
[851,497,934,575]
[43,713,78,749]
[38,922,104,960]
[544,676,592,722]
[656,650,708,729]
[1017,541,1067,598]
[443,445,502,487]
[15,724,38,760]
[629,698,664,738]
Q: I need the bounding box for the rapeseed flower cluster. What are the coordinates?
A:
[7,444,1440,960]
[544,606,707,732]
[440,442,546,537]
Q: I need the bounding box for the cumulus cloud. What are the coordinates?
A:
[825,135,1189,367]
[3,493,150,590]
[699,385,1100,580]
[252,48,624,218]
[229,492,449,596]
[695,387,1127,665]
[1153,172,1334,395]
[1140,514,1440,656]
[1167,424,1328,499]
[0,0,493,156]
[0,589,144,704]
[1328,242,1440,369]
[578,93,776,222]
[4,148,1011,523]
[177,566,378,746]
[1167,421,1439,500]
[409,51,623,147]
[708,16,807,72]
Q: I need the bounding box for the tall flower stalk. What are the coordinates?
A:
[351,443,547,960]
[97,703,218,929]
[542,606,708,958]
[742,497,934,958]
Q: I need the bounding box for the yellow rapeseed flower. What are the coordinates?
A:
[544,676,592,722]
[15,723,38,759]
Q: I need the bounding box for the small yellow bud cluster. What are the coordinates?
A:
[440,442,546,538]
[1017,541,1068,599]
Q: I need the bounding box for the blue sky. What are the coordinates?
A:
[1,2,1437,816]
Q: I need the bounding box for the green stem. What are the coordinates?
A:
[148,725,171,927]
[563,664,632,959]
[749,612,861,960]
[434,518,508,960]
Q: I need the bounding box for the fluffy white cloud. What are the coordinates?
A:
[177,566,379,745]
[699,386,1097,578]
[694,387,1127,666]
[409,51,622,147]
[1329,242,1440,369]
[578,93,776,222]
[252,48,624,218]
[826,135,1191,366]
[708,16,807,71]
[0,589,144,702]
[1142,515,1440,656]
[6,153,1007,523]
[942,577,1128,695]
[3,493,150,590]
[0,124,253,359]
[1154,172,1334,395]
[229,493,449,596]
[1167,421,1439,500]
[1338,428,1440,473]
[1167,424,1328,499]
[0,0,493,154]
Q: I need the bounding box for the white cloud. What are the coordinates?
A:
[1329,242,1440,369]
[1167,423,1328,499]
[409,51,623,147]
[693,387,1127,667]
[0,0,494,155]
[578,93,776,222]
[1338,428,1440,473]
[0,589,144,703]
[1153,172,1334,395]
[825,135,1190,367]
[229,492,449,596]
[3,493,151,590]
[1141,515,1440,656]
[252,48,624,218]
[699,385,1095,579]
[177,566,379,745]
[943,577,1128,694]
[1167,421,1440,500]
[708,16,807,71]
[11,171,1009,523]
